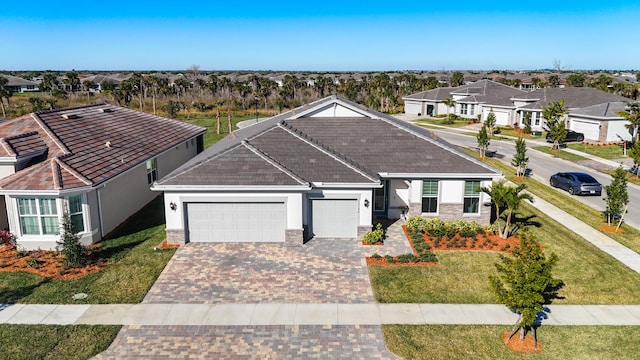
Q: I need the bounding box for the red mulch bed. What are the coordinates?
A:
[0,245,108,280]
[502,332,543,353]
[365,225,520,267]
[599,224,624,234]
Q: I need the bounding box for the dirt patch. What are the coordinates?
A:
[0,245,107,280]
[157,240,180,249]
[599,225,624,234]
[502,332,543,353]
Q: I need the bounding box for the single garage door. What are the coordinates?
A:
[571,120,599,141]
[311,199,358,238]
[186,202,286,242]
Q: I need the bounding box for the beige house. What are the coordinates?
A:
[0,104,206,250]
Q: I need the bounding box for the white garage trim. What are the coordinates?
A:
[310,199,358,238]
[186,202,286,242]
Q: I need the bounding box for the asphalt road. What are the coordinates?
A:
[433,129,640,230]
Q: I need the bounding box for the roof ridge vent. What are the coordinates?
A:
[61,114,80,120]
[98,108,114,113]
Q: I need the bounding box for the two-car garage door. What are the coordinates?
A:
[186,202,286,242]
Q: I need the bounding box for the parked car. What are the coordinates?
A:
[545,130,585,143]
[549,172,602,196]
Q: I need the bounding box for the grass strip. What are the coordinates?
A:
[533,146,589,161]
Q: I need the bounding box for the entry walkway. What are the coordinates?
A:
[3,303,640,326]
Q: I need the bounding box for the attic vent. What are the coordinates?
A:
[61,114,80,120]
[98,108,114,113]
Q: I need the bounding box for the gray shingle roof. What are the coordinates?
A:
[515,88,630,110]
[570,102,627,119]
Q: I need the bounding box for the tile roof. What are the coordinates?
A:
[157,96,500,188]
[403,80,526,107]
[515,87,630,110]
[0,104,206,191]
[402,87,456,101]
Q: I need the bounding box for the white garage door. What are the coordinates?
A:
[186,202,286,242]
[571,120,599,141]
[494,110,510,126]
[311,199,358,238]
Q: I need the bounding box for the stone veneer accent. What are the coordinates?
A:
[408,202,491,225]
[166,229,186,245]
[285,229,304,246]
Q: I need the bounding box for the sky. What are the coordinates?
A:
[1,1,639,71]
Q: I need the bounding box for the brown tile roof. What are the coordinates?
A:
[0,104,206,191]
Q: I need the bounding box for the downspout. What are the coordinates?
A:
[96,185,104,238]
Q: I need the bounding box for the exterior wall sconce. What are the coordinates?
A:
[169,202,177,211]
[364,199,370,208]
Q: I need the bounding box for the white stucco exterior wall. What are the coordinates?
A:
[387,180,410,219]
[440,180,464,204]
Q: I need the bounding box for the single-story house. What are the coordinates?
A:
[0,74,39,93]
[0,104,206,250]
[153,96,502,245]
[512,87,631,132]
[568,102,633,143]
[403,80,527,125]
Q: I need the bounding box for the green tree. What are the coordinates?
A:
[57,210,88,268]
[542,100,568,150]
[481,180,509,238]
[450,71,464,87]
[628,140,640,178]
[617,102,640,144]
[63,70,80,94]
[512,137,529,178]
[501,184,534,239]
[485,109,497,137]
[476,123,490,159]
[547,74,560,88]
[40,72,59,94]
[0,76,13,118]
[522,112,532,134]
[489,230,564,348]
[82,80,97,101]
[566,73,585,87]
[604,166,629,226]
[442,98,456,124]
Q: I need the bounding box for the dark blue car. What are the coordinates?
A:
[549,172,602,196]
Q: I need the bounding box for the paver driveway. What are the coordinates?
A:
[96,223,411,359]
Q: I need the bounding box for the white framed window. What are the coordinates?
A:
[146,158,158,185]
[464,181,481,214]
[460,103,468,115]
[534,112,541,126]
[68,195,85,233]
[470,104,475,116]
[422,180,439,213]
[18,197,59,235]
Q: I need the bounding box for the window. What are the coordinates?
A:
[146,158,158,185]
[18,197,59,235]
[464,181,481,214]
[469,104,475,116]
[534,112,541,126]
[422,180,439,213]
[460,103,468,115]
[68,195,85,233]
[373,183,386,213]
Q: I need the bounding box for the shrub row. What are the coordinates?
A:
[406,217,485,239]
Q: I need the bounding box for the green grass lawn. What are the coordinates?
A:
[0,325,120,360]
[532,146,589,161]
[0,196,175,304]
[412,118,473,128]
[567,143,626,160]
[383,325,640,360]
[495,127,544,140]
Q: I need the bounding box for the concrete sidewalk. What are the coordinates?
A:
[2,303,640,326]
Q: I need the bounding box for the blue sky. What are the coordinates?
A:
[1,1,638,71]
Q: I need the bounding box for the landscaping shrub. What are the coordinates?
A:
[363,223,384,245]
[0,230,16,248]
[57,212,88,268]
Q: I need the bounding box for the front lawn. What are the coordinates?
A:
[0,325,120,360]
[533,146,589,161]
[412,118,472,128]
[567,143,627,160]
[0,196,175,304]
[369,202,640,304]
[383,325,640,360]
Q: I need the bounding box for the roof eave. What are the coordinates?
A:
[151,184,312,192]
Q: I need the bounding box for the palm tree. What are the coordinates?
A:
[442,98,456,124]
[501,184,534,239]
[481,180,509,237]
[617,102,640,144]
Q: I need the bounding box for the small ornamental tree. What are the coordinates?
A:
[628,140,640,178]
[522,112,532,134]
[476,123,490,159]
[442,98,456,124]
[489,230,564,348]
[512,137,529,178]
[486,109,497,138]
[57,210,88,268]
[482,180,509,237]
[542,100,568,150]
[604,166,629,226]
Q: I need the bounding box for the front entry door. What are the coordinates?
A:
[373,181,388,216]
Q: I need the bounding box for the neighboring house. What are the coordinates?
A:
[568,102,633,143]
[80,75,123,92]
[0,74,39,93]
[0,104,206,250]
[512,87,631,132]
[153,96,502,245]
[403,80,527,125]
